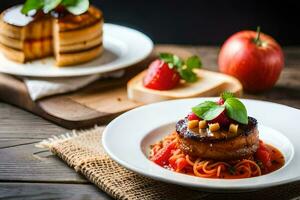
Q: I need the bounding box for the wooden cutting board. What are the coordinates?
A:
[0,46,242,129]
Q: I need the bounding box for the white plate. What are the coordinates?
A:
[0,23,153,77]
[102,98,300,192]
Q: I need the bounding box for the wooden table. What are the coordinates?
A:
[0,46,299,200]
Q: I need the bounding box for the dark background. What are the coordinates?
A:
[1,0,299,46]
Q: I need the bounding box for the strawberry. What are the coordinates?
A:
[143,53,202,90]
[217,98,225,105]
[213,95,230,126]
[187,112,200,121]
[208,111,231,127]
[218,91,234,105]
[143,59,180,90]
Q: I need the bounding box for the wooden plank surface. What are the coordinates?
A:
[0,183,112,200]
[0,45,299,200]
[205,181,300,200]
[0,142,88,183]
[0,181,300,200]
[0,103,67,139]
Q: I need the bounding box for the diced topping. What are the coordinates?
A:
[188,120,199,129]
[198,120,207,129]
[176,117,257,143]
[229,124,239,134]
[192,92,248,126]
[209,123,220,132]
[208,111,230,127]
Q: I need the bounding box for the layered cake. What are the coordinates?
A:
[0,5,103,66]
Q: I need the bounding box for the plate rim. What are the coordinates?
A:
[0,23,153,78]
[102,98,300,191]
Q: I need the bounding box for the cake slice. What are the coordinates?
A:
[53,6,103,66]
[0,5,53,63]
[0,4,103,66]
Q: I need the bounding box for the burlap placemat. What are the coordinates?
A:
[37,126,208,200]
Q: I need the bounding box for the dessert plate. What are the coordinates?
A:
[102,98,300,192]
[0,23,153,77]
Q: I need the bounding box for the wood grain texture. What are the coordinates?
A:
[0,45,299,200]
[0,142,88,183]
[0,182,112,200]
[69,86,141,113]
[0,182,299,200]
[0,103,86,183]
[0,103,67,139]
[204,181,300,200]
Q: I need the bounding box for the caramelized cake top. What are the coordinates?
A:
[2,5,102,31]
[56,6,103,32]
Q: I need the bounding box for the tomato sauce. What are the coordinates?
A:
[260,144,285,174]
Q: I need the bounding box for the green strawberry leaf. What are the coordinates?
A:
[159,53,174,63]
[224,98,248,124]
[221,91,235,101]
[43,0,62,13]
[186,55,202,69]
[65,0,89,15]
[178,68,198,83]
[192,101,225,120]
[159,53,202,83]
[21,0,44,15]
[173,55,184,68]
[159,53,183,68]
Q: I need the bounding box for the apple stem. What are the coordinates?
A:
[254,26,262,46]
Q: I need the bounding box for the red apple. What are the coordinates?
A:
[218,27,284,92]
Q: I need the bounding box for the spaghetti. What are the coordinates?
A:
[149,132,284,179]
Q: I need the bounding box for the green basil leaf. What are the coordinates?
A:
[65,0,89,15]
[61,0,77,6]
[192,101,225,120]
[178,68,198,83]
[221,91,234,101]
[43,0,62,13]
[225,98,248,124]
[186,55,202,69]
[21,0,44,15]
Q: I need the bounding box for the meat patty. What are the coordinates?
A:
[176,117,259,161]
